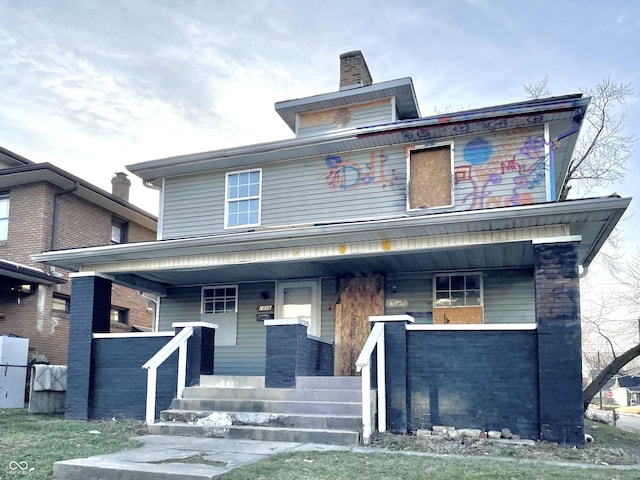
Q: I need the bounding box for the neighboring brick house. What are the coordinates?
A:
[36,51,631,445]
[0,146,157,364]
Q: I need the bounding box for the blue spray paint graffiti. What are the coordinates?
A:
[325,150,398,190]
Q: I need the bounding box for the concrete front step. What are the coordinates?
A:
[160,409,362,430]
[295,375,362,390]
[181,386,362,402]
[170,398,362,416]
[148,422,361,445]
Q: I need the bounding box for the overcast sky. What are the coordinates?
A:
[1,0,639,278]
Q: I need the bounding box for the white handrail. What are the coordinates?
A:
[142,326,195,425]
[356,321,386,444]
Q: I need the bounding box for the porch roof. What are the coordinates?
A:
[32,196,629,294]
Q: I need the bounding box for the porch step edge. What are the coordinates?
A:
[199,375,265,388]
[160,409,362,429]
[148,422,361,446]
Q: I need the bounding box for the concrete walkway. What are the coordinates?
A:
[53,435,354,480]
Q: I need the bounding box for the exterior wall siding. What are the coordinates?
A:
[383,270,534,325]
[159,282,274,376]
[161,125,547,240]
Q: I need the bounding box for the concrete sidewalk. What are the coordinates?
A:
[53,435,356,480]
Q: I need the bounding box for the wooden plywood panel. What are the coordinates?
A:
[299,99,391,128]
[433,306,484,324]
[334,276,385,376]
[409,146,452,209]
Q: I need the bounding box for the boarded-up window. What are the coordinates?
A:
[408,145,452,209]
[433,273,484,324]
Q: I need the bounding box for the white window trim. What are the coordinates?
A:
[0,193,9,242]
[275,279,321,337]
[201,284,238,314]
[406,141,455,212]
[432,272,484,308]
[224,168,262,229]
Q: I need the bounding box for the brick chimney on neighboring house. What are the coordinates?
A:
[339,50,373,90]
[111,172,131,202]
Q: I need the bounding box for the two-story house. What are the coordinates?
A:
[34,51,630,445]
[0,146,157,365]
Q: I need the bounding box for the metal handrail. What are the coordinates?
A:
[356,321,386,444]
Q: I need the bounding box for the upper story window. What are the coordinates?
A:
[434,273,482,308]
[0,194,9,241]
[225,169,261,228]
[202,285,237,314]
[111,218,128,244]
[407,144,453,211]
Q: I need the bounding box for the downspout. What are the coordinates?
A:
[51,182,79,250]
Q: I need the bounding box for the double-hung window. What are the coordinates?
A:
[225,169,261,228]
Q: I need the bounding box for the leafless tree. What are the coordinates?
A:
[581,252,640,411]
[524,77,633,201]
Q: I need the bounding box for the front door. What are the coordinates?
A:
[275,280,321,337]
[334,276,384,376]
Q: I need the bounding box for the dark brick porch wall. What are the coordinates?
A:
[405,330,540,440]
[90,336,180,419]
[265,323,334,388]
[535,241,584,446]
[66,275,112,420]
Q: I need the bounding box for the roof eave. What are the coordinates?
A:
[32,196,631,272]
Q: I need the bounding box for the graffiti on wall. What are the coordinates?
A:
[457,129,548,210]
[325,149,398,190]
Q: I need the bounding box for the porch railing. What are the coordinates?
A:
[141,322,216,425]
[355,320,386,444]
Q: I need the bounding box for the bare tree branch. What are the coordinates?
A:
[584,343,640,411]
[560,79,634,200]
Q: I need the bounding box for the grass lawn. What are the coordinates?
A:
[220,450,640,480]
[2,408,640,480]
[0,408,144,480]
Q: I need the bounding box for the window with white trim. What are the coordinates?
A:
[202,286,237,314]
[434,273,482,307]
[225,169,261,228]
[433,273,484,324]
[0,194,9,241]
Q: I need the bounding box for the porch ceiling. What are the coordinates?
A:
[110,241,535,288]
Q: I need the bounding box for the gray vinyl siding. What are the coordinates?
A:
[297,101,394,138]
[384,273,434,323]
[161,125,547,240]
[158,282,275,376]
[320,277,337,340]
[483,269,535,323]
[383,269,534,324]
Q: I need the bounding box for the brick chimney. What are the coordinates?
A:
[111,172,131,202]
[339,50,373,89]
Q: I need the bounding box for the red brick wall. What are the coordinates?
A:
[0,182,157,365]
